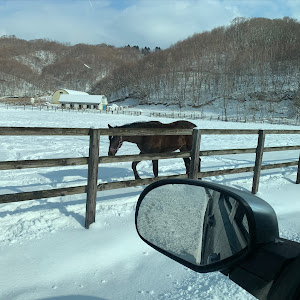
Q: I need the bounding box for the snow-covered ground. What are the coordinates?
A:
[0,105,299,300]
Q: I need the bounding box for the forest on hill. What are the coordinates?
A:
[0,37,143,96]
[1,17,300,119]
[92,17,300,114]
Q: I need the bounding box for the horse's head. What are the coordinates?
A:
[108,124,123,156]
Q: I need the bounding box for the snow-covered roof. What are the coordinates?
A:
[59,94,107,104]
[61,89,89,95]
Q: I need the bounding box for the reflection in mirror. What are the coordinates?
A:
[136,184,250,267]
[202,192,250,265]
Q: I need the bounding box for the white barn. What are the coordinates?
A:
[59,94,108,110]
[52,89,89,104]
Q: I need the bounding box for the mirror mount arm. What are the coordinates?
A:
[222,238,300,300]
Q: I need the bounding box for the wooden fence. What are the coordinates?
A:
[0,127,299,229]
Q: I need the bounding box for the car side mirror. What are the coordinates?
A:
[135,179,279,273]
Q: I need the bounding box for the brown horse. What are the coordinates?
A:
[108,120,200,180]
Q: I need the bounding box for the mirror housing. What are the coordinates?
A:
[135,179,279,273]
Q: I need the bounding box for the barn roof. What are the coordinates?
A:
[59,94,107,104]
[61,89,89,95]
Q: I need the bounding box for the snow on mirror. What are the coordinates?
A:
[136,184,250,266]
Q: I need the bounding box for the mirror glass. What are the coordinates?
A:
[136,183,250,266]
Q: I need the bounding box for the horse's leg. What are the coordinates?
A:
[132,161,141,180]
[198,157,202,180]
[152,160,158,177]
[183,157,191,174]
[179,146,191,174]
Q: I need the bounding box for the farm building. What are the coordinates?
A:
[52,89,89,104]
[59,94,108,110]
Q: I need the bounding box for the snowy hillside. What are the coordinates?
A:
[0,37,142,97]
[0,106,299,300]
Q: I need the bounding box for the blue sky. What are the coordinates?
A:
[0,0,299,49]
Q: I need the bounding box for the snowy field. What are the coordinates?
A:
[0,105,300,300]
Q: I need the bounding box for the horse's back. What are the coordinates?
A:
[168,120,196,129]
[122,120,196,129]
[143,120,196,129]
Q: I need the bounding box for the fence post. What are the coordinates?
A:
[85,128,100,229]
[189,129,201,179]
[252,130,265,194]
[296,153,300,184]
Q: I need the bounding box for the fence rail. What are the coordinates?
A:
[1,127,300,136]
[0,126,299,228]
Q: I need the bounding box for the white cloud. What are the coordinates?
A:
[0,0,299,49]
[93,0,237,48]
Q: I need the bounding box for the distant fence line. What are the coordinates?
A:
[149,111,300,126]
[3,103,299,126]
[3,104,142,116]
[0,126,299,229]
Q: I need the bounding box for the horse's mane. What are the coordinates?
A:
[119,121,163,129]
[119,120,196,129]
